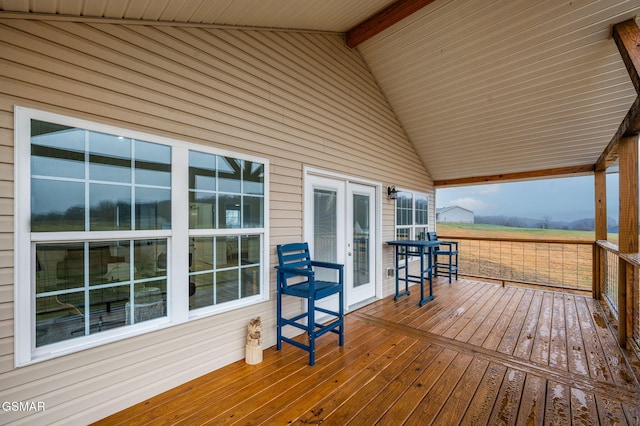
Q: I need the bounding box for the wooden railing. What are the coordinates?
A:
[597,241,620,314]
[594,241,640,354]
[618,251,640,356]
[434,235,640,355]
[439,236,594,292]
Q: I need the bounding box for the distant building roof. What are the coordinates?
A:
[436,205,474,215]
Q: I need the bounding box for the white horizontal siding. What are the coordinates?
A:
[0,17,432,425]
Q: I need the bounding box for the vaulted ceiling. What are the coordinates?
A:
[2,0,639,184]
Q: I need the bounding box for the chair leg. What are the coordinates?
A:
[276,286,282,351]
[433,253,439,277]
[308,296,315,366]
[454,252,459,280]
[339,289,344,347]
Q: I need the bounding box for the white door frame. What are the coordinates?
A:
[303,167,382,310]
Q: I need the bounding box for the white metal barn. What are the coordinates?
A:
[436,206,475,223]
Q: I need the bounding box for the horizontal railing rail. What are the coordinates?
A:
[439,235,594,292]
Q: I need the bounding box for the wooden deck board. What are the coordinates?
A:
[93,278,640,426]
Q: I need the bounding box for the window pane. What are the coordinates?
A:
[192,237,214,272]
[396,228,410,240]
[135,187,171,230]
[31,123,84,179]
[135,140,171,186]
[95,241,131,284]
[241,235,260,265]
[189,192,216,229]
[416,195,428,225]
[243,161,264,195]
[89,133,131,183]
[314,189,337,263]
[86,243,123,285]
[133,239,167,279]
[35,293,85,347]
[36,243,85,292]
[353,193,370,287]
[89,285,129,333]
[128,280,166,324]
[396,192,413,226]
[242,266,260,297]
[189,151,216,192]
[219,157,241,193]
[217,269,239,304]
[190,272,213,310]
[32,179,85,232]
[243,196,263,228]
[219,194,241,229]
[416,227,428,240]
[217,236,238,268]
[89,183,132,231]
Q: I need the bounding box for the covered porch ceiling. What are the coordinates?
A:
[2,0,639,185]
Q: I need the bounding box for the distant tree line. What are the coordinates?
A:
[475,215,619,232]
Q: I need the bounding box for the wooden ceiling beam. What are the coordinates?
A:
[433,164,595,187]
[595,19,640,171]
[345,0,436,48]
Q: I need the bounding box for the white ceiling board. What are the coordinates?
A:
[358,0,640,181]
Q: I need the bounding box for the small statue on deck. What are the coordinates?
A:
[245,316,263,364]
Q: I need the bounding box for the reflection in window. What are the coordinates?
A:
[396,192,413,227]
[35,239,167,347]
[189,235,261,311]
[189,152,264,230]
[30,120,172,232]
[21,110,267,364]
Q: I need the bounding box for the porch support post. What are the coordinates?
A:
[594,169,607,298]
[618,135,638,347]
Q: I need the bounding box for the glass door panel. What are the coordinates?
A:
[347,183,376,305]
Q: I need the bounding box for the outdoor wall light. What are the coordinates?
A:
[387,186,398,200]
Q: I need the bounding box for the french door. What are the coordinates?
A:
[304,174,378,309]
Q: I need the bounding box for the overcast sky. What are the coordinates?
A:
[436,174,620,223]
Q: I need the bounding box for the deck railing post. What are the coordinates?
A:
[617,135,639,348]
[594,169,608,299]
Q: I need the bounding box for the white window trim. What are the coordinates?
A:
[394,189,430,240]
[14,106,270,366]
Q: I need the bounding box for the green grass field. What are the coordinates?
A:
[436,222,619,243]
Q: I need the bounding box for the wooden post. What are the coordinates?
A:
[618,135,638,348]
[594,169,608,298]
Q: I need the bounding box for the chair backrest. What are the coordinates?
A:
[426,232,439,242]
[276,242,312,271]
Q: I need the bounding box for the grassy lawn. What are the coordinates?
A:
[436,222,619,243]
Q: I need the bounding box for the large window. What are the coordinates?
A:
[395,191,429,240]
[15,107,268,365]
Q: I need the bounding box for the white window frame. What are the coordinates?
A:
[394,190,429,240]
[14,106,269,366]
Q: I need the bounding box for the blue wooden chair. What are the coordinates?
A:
[275,242,344,366]
[427,232,459,283]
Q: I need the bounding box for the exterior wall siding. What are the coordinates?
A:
[0,18,433,424]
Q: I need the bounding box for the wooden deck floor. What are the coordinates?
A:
[95,279,640,425]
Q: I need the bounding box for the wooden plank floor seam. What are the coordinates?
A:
[350,311,640,405]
